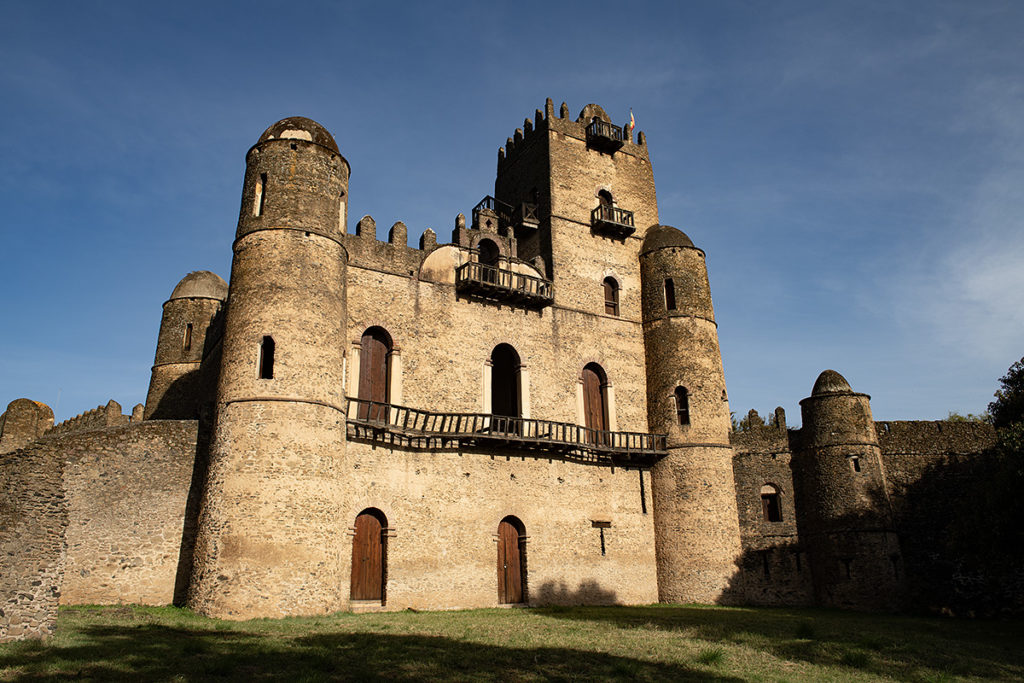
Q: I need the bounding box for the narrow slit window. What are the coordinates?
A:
[259,335,275,379]
[664,278,676,311]
[850,456,861,473]
[253,173,267,217]
[183,323,193,353]
[674,386,690,425]
[603,277,619,316]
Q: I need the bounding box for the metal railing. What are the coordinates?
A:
[585,120,625,144]
[455,261,553,306]
[345,397,667,462]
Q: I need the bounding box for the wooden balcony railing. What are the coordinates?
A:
[585,120,625,152]
[591,204,636,238]
[345,397,668,464]
[455,261,553,308]
[473,196,540,232]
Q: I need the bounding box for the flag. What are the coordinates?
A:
[628,109,635,132]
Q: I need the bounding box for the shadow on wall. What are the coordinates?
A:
[892,447,1024,617]
[532,579,619,606]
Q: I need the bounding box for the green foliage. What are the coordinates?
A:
[988,356,1024,429]
[945,411,991,423]
[696,646,725,665]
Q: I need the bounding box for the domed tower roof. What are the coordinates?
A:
[257,116,339,153]
[811,369,854,396]
[640,224,695,255]
[170,271,228,301]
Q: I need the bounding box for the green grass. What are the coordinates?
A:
[1,603,1022,681]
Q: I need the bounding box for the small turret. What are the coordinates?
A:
[640,225,742,603]
[143,271,227,419]
[795,370,902,610]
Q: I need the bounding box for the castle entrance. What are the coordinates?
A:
[351,509,387,602]
[497,516,526,604]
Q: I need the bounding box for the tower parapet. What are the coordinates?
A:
[640,225,742,602]
[188,117,350,619]
[795,370,902,610]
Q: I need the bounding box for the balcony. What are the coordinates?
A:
[585,120,625,153]
[455,261,553,308]
[473,196,540,233]
[591,204,636,238]
[345,398,668,464]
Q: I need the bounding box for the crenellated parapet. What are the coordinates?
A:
[47,400,131,438]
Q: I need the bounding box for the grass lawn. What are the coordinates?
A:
[1,603,1022,681]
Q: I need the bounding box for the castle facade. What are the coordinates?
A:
[0,101,997,639]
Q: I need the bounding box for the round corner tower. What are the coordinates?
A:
[795,370,902,610]
[188,117,351,619]
[640,225,742,603]
[144,271,228,420]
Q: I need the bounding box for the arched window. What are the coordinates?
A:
[603,277,619,316]
[664,278,677,311]
[674,386,690,425]
[258,335,275,379]
[490,344,521,433]
[582,363,609,443]
[351,508,388,603]
[358,327,392,421]
[761,484,782,522]
[478,239,500,267]
[497,516,527,604]
[598,189,613,206]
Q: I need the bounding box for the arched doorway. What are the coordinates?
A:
[478,239,500,284]
[358,327,392,421]
[582,363,609,443]
[497,516,526,604]
[490,344,520,433]
[351,508,387,602]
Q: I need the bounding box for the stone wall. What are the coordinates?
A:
[0,443,66,642]
[0,399,54,454]
[47,399,131,438]
[58,420,199,606]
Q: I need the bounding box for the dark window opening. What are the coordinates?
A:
[490,344,521,432]
[761,550,771,579]
[478,238,500,267]
[761,484,782,522]
[258,335,275,379]
[842,558,853,579]
[674,386,690,425]
[598,189,613,206]
[591,520,611,556]
[890,554,900,579]
[638,469,647,514]
[183,323,193,353]
[664,278,677,311]
[603,277,619,316]
[793,550,802,572]
[850,456,861,473]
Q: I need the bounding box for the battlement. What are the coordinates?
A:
[497,99,648,172]
[46,400,142,438]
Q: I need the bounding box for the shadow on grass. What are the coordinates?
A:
[0,622,739,682]
[533,604,1024,680]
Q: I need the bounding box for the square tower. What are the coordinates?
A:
[494,100,658,318]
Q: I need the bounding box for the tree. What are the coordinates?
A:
[988,357,1024,429]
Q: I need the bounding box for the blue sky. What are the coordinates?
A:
[1,1,1022,425]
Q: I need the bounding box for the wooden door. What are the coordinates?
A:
[358,330,389,421]
[497,519,523,604]
[350,512,383,600]
[582,365,607,443]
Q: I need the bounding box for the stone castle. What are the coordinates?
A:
[0,100,998,640]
